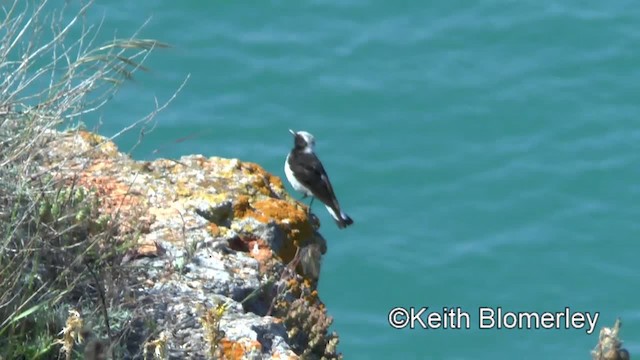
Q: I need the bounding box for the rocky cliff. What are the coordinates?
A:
[38,129,341,359]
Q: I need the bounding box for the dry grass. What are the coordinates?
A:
[0,0,186,358]
[198,302,230,359]
[592,319,630,360]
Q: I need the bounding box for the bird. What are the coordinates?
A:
[284,129,354,229]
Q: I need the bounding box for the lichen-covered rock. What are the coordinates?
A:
[39,129,342,359]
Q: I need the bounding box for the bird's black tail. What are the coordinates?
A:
[325,205,354,229]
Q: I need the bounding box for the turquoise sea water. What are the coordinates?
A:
[69,1,640,358]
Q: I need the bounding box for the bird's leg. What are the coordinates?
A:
[307,197,315,214]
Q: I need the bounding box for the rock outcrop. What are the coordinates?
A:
[40,129,341,359]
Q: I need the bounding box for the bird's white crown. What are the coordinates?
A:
[290,129,316,152]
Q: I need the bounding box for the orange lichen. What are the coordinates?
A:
[76,175,143,213]
[77,130,119,156]
[251,200,305,225]
[85,158,114,172]
[78,130,103,146]
[253,199,313,263]
[277,276,323,309]
[287,278,298,289]
[220,338,262,360]
[233,195,253,219]
[232,197,313,265]
[136,239,161,257]
[209,223,220,237]
[69,170,153,236]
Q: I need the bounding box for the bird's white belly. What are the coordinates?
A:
[285,155,313,196]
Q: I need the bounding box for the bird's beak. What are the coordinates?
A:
[288,129,296,136]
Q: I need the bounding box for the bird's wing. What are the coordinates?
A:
[292,152,340,208]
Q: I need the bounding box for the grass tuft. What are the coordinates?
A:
[199,301,230,359]
[0,0,185,358]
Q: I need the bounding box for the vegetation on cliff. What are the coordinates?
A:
[1,1,342,359]
[0,0,172,358]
